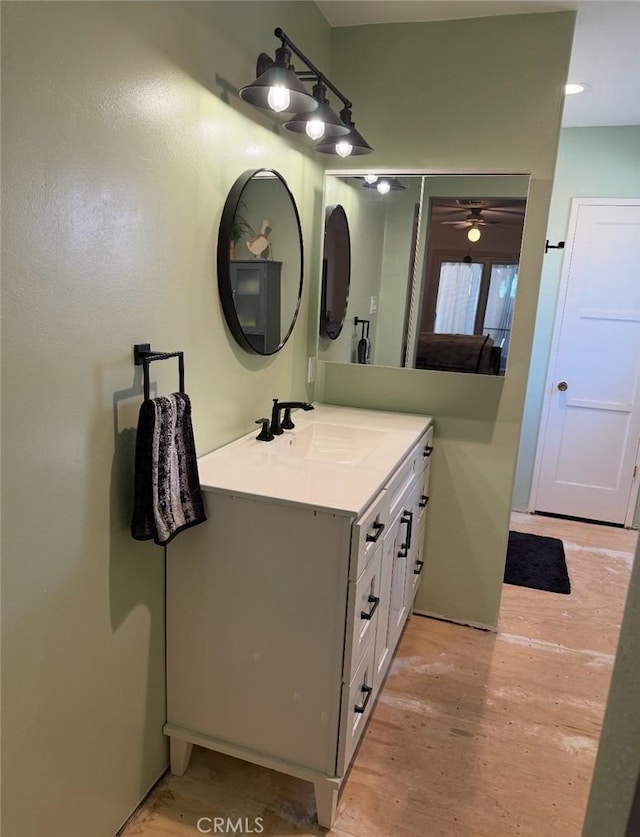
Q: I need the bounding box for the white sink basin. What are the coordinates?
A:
[275,422,386,466]
[196,404,431,514]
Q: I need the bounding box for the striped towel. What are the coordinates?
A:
[131,393,206,546]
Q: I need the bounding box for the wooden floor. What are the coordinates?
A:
[122,513,636,837]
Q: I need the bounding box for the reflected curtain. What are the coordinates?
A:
[483,264,518,361]
[434,261,482,334]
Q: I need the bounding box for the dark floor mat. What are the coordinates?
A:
[504,531,571,594]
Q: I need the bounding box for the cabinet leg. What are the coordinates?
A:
[169,736,193,776]
[314,777,340,829]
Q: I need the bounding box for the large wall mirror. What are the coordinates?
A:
[318,173,529,375]
[218,168,303,355]
[320,204,351,339]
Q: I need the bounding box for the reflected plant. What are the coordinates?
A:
[231,200,254,244]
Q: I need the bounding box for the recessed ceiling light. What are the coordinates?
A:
[565,82,589,95]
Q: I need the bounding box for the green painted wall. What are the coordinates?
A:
[376,177,422,366]
[319,176,386,362]
[582,535,640,836]
[0,6,582,834]
[513,126,640,514]
[318,13,575,629]
[1,2,328,835]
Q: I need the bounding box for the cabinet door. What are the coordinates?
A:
[411,533,426,602]
[415,460,431,532]
[387,500,413,654]
[230,262,281,353]
[404,480,425,611]
[231,264,266,336]
[373,511,401,692]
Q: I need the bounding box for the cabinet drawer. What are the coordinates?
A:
[350,490,388,581]
[343,544,382,683]
[417,425,434,474]
[415,465,431,530]
[386,460,417,523]
[337,635,376,775]
[411,535,425,601]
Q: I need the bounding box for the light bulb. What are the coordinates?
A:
[376,180,391,195]
[565,82,588,95]
[305,118,325,140]
[267,85,290,113]
[364,174,378,184]
[335,140,353,158]
[467,226,481,242]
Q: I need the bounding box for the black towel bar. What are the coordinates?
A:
[354,317,370,341]
[134,343,185,401]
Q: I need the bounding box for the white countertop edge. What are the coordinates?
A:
[199,485,361,517]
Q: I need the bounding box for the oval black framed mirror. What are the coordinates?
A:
[320,204,351,339]
[217,168,304,355]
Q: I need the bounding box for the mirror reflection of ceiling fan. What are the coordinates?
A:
[439,208,521,229]
[434,199,526,242]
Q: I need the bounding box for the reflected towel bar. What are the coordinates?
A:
[354,317,370,341]
[133,343,185,401]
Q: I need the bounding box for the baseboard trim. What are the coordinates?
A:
[412,608,496,633]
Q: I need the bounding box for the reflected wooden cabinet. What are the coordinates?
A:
[230,260,281,354]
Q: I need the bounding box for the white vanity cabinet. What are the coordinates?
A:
[164,405,433,828]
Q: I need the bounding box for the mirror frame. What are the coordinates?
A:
[217,168,304,355]
[320,204,351,340]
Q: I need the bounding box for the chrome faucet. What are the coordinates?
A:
[269,399,314,436]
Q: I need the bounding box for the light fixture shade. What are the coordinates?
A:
[362,176,405,192]
[467,226,481,242]
[315,107,373,156]
[284,101,350,137]
[239,57,318,114]
[240,37,372,156]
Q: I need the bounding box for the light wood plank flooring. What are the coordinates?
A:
[122,513,635,836]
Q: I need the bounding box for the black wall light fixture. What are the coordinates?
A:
[284,81,350,141]
[361,176,406,194]
[239,27,373,157]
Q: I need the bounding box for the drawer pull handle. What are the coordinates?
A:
[419,495,429,508]
[423,444,434,458]
[365,520,385,543]
[414,559,424,576]
[398,510,413,557]
[354,684,373,714]
[361,594,380,621]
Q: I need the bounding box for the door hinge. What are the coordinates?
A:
[634,465,638,479]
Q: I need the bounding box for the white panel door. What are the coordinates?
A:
[533,199,640,525]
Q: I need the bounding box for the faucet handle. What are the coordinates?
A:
[270,397,283,436]
[255,418,274,442]
[281,407,295,430]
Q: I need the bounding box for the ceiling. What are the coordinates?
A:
[315,1,640,127]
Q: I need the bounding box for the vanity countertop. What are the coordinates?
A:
[196,403,432,516]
